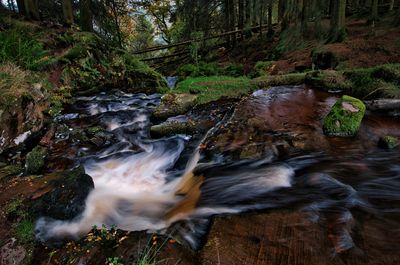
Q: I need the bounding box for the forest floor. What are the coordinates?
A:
[219,17,400,75]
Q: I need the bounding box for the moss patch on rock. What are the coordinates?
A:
[25,146,48,174]
[306,64,400,100]
[378,135,399,149]
[323,95,366,137]
[253,73,306,88]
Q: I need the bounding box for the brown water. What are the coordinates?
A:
[35,87,400,262]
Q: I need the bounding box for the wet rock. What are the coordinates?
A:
[312,50,339,70]
[150,116,196,137]
[0,239,26,265]
[25,146,48,175]
[153,93,197,120]
[323,95,366,137]
[32,166,94,220]
[201,87,331,161]
[378,135,399,149]
[0,96,47,154]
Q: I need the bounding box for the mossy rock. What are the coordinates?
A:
[305,70,352,91]
[153,94,198,120]
[150,119,197,137]
[25,146,48,174]
[323,95,366,137]
[378,135,399,149]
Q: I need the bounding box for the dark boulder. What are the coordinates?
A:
[32,166,94,220]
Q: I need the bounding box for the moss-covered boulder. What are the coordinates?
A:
[305,70,352,92]
[150,116,196,137]
[153,93,198,120]
[378,135,399,149]
[323,95,366,137]
[25,146,48,174]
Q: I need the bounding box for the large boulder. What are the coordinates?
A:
[153,93,197,120]
[323,95,366,137]
[32,166,94,220]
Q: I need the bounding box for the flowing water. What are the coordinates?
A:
[35,88,400,253]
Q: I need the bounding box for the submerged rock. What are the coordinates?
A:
[25,146,48,175]
[378,135,399,149]
[32,166,94,220]
[323,95,366,137]
[153,93,197,120]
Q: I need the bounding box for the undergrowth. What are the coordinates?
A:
[0,27,56,70]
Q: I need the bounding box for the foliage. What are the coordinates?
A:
[0,28,55,70]
[107,256,124,265]
[177,62,244,80]
[5,197,25,218]
[249,61,275,78]
[190,31,204,67]
[174,76,255,104]
[0,62,31,109]
[14,219,35,245]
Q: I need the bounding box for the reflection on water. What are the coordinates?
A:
[36,88,400,252]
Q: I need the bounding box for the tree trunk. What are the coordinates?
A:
[24,0,39,20]
[330,0,346,42]
[395,2,400,25]
[238,0,244,40]
[314,0,322,38]
[370,0,378,24]
[80,0,92,32]
[16,0,26,15]
[389,0,395,11]
[62,0,74,26]
[267,0,273,36]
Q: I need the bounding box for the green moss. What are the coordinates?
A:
[378,135,398,149]
[323,95,366,137]
[305,70,352,91]
[5,197,25,217]
[305,64,400,100]
[174,76,255,104]
[14,219,35,245]
[254,73,306,88]
[25,146,48,174]
[250,61,275,78]
[0,164,22,180]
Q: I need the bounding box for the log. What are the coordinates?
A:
[364,99,400,111]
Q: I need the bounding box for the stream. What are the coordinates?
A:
[35,87,400,259]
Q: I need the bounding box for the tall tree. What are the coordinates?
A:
[370,0,378,24]
[16,0,26,15]
[330,0,347,42]
[62,0,74,25]
[80,0,93,31]
[24,0,40,20]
